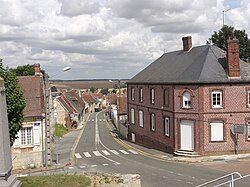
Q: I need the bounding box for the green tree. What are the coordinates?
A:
[90,87,96,93]
[10,64,45,76]
[100,88,109,95]
[0,64,26,145]
[51,86,58,92]
[209,25,250,61]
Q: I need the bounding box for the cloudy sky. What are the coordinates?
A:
[0,0,249,80]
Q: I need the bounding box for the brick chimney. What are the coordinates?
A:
[182,36,192,52]
[34,63,41,76]
[227,38,240,78]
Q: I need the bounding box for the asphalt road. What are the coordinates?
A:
[74,111,250,187]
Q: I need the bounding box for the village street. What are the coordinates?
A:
[73,111,250,187]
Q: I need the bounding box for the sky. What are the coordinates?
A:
[0,0,249,80]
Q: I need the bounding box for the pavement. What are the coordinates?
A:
[13,112,250,175]
[51,116,250,167]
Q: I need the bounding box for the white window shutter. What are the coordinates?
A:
[33,125,40,145]
[13,130,21,147]
[211,122,223,141]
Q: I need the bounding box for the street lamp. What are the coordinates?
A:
[223,9,231,26]
[44,66,71,167]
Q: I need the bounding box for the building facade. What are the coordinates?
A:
[128,36,250,156]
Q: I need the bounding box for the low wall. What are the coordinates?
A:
[12,151,43,170]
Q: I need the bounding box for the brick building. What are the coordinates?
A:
[127,36,250,156]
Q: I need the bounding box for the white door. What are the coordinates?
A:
[131,133,136,142]
[180,120,194,150]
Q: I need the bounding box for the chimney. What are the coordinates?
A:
[34,63,41,76]
[227,38,240,78]
[182,36,192,52]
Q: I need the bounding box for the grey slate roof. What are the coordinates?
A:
[129,45,250,84]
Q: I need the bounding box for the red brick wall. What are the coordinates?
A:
[128,83,250,156]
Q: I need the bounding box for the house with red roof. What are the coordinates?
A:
[12,64,45,169]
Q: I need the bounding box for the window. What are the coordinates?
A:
[248,121,250,140]
[21,127,32,145]
[131,87,135,101]
[139,110,144,127]
[164,89,169,106]
[248,90,250,107]
[131,108,135,124]
[183,91,191,108]
[150,113,155,131]
[164,117,170,136]
[139,88,143,102]
[212,90,222,108]
[150,88,155,104]
[210,121,224,141]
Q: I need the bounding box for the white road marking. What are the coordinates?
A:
[102,164,109,166]
[93,151,102,156]
[79,166,86,169]
[75,153,82,159]
[92,119,94,121]
[114,162,120,165]
[119,150,129,154]
[68,167,74,169]
[186,182,193,185]
[103,119,106,121]
[83,152,91,158]
[91,165,97,167]
[128,149,138,154]
[99,119,102,121]
[110,150,120,155]
[102,150,111,155]
[88,120,90,121]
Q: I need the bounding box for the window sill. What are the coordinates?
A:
[182,107,191,109]
[20,145,34,148]
[212,106,223,109]
[210,140,225,143]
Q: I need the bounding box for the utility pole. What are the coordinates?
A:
[0,77,21,187]
[44,73,51,167]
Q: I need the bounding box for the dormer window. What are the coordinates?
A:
[183,91,191,108]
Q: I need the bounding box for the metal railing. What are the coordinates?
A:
[196,172,243,187]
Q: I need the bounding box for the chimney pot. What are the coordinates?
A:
[227,38,240,78]
[182,36,192,52]
[34,63,41,76]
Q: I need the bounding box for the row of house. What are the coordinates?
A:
[11,64,109,169]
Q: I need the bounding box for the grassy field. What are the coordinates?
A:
[19,174,122,187]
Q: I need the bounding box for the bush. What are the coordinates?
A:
[54,124,68,137]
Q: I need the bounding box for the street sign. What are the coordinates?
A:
[232,124,245,134]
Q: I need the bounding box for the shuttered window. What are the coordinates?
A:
[139,110,143,127]
[210,121,224,141]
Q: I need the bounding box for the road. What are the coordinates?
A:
[74,111,250,187]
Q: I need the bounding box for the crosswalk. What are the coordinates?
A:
[75,149,138,159]
[88,119,106,122]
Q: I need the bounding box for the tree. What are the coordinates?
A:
[51,86,58,92]
[10,64,45,76]
[100,88,109,95]
[90,87,96,93]
[209,25,250,61]
[0,64,26,146]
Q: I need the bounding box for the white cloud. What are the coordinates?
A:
[0,0,249,79]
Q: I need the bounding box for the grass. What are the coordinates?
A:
[54,123,69,137]
[19,174,91,187]
[18,174,123,187]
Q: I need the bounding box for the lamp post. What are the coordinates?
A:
[44,66,71,167]
[222,9,231,26]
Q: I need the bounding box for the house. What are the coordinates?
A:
[12,64,45,169]
[54,90,85,128]
[82,93,99,112]
[127,36,250,156]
